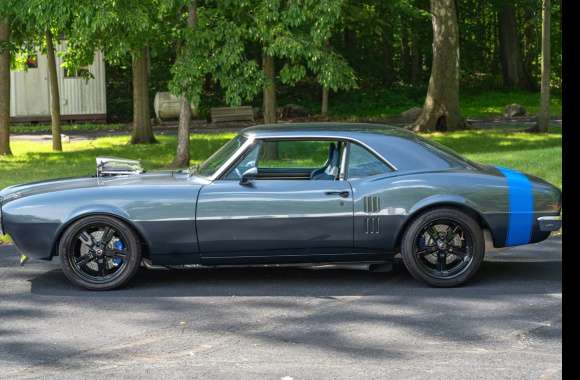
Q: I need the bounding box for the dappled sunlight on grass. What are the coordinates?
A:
[0,134,235,189]
[425,128,561,188]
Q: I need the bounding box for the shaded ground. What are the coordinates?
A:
[0,237,562,379]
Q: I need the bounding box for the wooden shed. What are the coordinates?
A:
[10,41,107,123]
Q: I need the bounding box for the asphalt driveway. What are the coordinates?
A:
[0,237,562,379]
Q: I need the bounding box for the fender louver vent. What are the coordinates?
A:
[363,196,381,234]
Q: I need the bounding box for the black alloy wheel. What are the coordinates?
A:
[401,208,485,287]
[59,216,142,290]
[414,219,474,278]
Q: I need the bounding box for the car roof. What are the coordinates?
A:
[240,122,474,172]
[241,122,413,139]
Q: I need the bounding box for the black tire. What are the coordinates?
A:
[59,215,142,290]
[400,208,485,287]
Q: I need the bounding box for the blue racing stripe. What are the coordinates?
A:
[496,166,534,246]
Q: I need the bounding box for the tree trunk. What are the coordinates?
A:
[262,52,276,124]
[261,52,277,159]
[172,97,192,167]
[499,3,527,89]
[321,86,329,117]
[535,0,551,133]
[46,30,62,151]
[410,0,465,132]
[172,0,197,168]
[0,18,11,156]
[130,46,156,144]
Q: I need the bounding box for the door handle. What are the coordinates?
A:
[325,190,350,198]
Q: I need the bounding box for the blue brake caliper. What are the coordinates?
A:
[112,240,125,266]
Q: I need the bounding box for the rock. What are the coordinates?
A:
[400,107,423,122]
[503,103,527,117]
[278,104,310,119]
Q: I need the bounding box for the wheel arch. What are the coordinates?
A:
[49,211,152,260]
[393,198,494,252]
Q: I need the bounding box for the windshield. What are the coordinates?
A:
[194,135,247,177]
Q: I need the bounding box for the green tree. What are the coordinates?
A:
[0,0,30,156]
[0,16,11,156]
[411,0,465,132]
[69,0,181,144]
[533,0,551,132]
[18,0,79,151]
[251,0,357,122]
[171,0,197,168]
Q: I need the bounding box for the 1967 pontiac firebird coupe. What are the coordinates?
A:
[0,123,562,290]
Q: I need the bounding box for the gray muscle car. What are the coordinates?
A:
[0,123,562,290]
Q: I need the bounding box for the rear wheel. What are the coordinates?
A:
[59,216,141,290]
[400,208,484,287]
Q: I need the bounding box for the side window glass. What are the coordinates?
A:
[347,143,392,179]
[224,142,261,180]
[258,140,330,169]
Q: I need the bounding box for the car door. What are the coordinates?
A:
[196,139,354,263]
[344,142,397,251]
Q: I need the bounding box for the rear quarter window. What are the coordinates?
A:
[347,143,392,179]
[371,136,474,171]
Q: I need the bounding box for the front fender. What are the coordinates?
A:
[50,206,153,259]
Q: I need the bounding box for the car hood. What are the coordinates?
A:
[0,171,210,203]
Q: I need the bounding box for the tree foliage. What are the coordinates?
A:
[170,0,356,108]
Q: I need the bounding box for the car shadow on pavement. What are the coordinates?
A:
[29,259,561,298]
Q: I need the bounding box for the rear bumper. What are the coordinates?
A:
[537,215,562,232]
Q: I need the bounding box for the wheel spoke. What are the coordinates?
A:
[100,227,115,247]
[451,248,468,258]
[104,249,128,259]
[78,231,95,248]
[75,254,95,267]
[97,259,108,276]
[416,246,437,257]
[436,253,447,272]
[425,226,440,242]
[445,225,460,243]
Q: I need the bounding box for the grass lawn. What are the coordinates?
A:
[10,123,129,135]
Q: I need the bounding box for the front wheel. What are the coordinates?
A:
[400,208,485,287]
[59,216,142,290]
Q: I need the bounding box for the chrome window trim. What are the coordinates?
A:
[209,136,256,181]
[339,142,349,180]
[242,134,398,171]
[210,133,399,182]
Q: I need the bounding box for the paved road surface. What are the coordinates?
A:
[0,238,562,379]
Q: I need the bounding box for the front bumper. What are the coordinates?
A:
[537,215,561,232]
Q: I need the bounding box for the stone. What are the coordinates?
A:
[278,104,310,119]
[400,107,423,122]
[503,103,527,117]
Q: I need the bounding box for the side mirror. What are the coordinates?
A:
[240,167,258,185]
